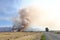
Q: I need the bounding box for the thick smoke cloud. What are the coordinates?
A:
[13,5,57,31]
[18,6,47,31]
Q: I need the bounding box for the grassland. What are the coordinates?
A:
[0,32,42,40]
[54,31,60,34]
[41,34,46,40]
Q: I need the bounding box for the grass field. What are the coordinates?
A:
[54,31,60,34]
[40,34,46,40]
[0,32,42,40]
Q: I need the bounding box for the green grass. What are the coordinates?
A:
[41,34,46,40]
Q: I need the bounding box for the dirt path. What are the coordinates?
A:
[44,32,60,40]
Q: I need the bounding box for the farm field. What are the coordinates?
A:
[0,32,42,40]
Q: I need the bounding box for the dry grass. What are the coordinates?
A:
[0,32,42,40]
[54,31,60,34]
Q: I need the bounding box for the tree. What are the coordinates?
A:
[45,27,49,32]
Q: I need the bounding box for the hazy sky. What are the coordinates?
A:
[20,0,60,30]
[0,0,60,30]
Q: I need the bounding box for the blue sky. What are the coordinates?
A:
[0,0,21,27]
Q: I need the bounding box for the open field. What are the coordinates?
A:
[0,32,42,40]
[54,31,60,34]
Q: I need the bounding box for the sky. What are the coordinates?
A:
[21,0,60,30]
[0,0,60,30]
[0,0,21,27]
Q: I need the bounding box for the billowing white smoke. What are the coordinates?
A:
[13,5,56,31]
[18,6,46,31]
[12,16,23,31]
[12,6,45,31]
[12,0,60,31]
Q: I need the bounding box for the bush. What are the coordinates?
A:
[41,35,46,40]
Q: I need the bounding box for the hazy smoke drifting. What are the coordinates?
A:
[18,6,45,31]
[12,5,57,31]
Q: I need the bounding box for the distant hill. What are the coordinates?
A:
[0,27,12,32]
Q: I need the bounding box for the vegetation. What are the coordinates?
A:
[41,34,46,40]
[55,31,60,34]
[0,32,42,40]
[45,27,49,32]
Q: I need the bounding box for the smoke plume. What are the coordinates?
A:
[19,5,59,31]
[18,6,46,31]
